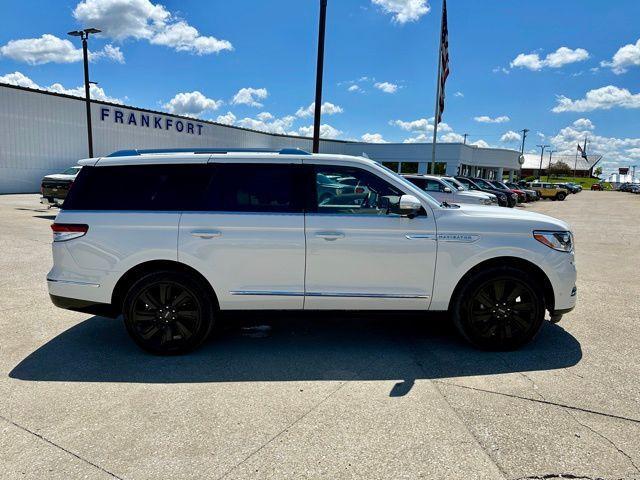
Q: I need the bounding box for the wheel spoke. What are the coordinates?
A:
[512,313,532,331]
[493,280,506,302]
[178,310,198,320]
[158,283,171,304]
[512,302,533,311]
[475,289,496,309]
[171,290,191,308]
[140,325,160,340]
[174,320,193,339]
[139,290,160,310]
[133,310,156,319]
[160,325,173,345]
[506,284,524,302]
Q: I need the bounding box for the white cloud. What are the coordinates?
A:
[297,124,342,139]
[237,115,296,135]
[572,118,594,130]
[440,132,465,143]
[552,85,640,112]
[601,38,640,74]
[454,91,464,97]
[0,34,126,65]
[257,112,274,121]
[348,84,361,92]
[73,0,232,55]
[389,117,452,134]
[0,34,82,65]
[231,87,268,107]
[295,101,343,117]
[361,133,387,143]
[215,111,236,125]
[510,47,589,71]
[492,66,510,75]
[371,0,430,24]
[0,70,121,102]
[500,130,521,143]
[374,81,398,93]
[163,91,222,115]
[48,82,122,103]
[470,139,490,148]
[627,148,640,159]
[474,115,510,123]
[0,71,39,88]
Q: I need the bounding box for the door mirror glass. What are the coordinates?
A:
[399,194,423,217]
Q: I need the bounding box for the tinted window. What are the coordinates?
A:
[405,177,427,189]
[313,165,404,216]
[215,163,303,213]
[424,179,443,192]
[63,163,304,213]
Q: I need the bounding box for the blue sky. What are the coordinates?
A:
[1,0,639,174]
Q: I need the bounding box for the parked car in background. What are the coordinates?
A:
[505,181,539,201]
[566,182,582,192]
[618,183,633,192]
[554,183,581,194]
[470,177,519,207]
[487,180,527,203]
[40,165,82,207]
[444,176,499,205]
[48,149,577,354]
[403,174,494,205]
[454,176,512,207]
[629,184,640,194]
[317,173,356,203]
[591,183,603,191]
[527,182,569,201]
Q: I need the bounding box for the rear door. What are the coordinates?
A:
[304,162,437,310]
[178,160,306,309]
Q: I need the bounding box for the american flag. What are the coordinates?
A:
[577,143,588,160]
[436,0,449,124]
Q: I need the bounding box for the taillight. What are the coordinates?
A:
[51,223,88,242]
[355,187,365,194]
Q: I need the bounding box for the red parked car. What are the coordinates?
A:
[591,183,603,191]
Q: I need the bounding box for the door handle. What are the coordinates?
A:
[191,230,222,239]
[315,231,345,241]
[405,234,436,240]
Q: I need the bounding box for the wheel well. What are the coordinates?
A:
[111,260,219,314]
[448,256,555,312]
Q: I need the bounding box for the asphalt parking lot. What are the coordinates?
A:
[0,191,639,480]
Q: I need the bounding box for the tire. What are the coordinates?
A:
[556,192,566,201]
[123,271,215,355]
[451,266,545,350]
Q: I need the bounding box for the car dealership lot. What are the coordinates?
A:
[0,192,638,480]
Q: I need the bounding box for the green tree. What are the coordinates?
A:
[594,166,603,177]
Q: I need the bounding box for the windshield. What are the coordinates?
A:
[493,181,509,189]
[446,177,467,190]
[440,178,459,191]
[474,178,494,189]
[60,166,81,175]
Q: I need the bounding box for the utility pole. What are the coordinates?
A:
[68,28,101,158]
[546,150,556,181]
[536,144,549,180]
[519,129,529,156]
[463,133,468,145]
[312,0,328,154]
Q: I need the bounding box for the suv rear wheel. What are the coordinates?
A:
[452,266,545,350]
[123,271,215,354]
[556,192,566,201]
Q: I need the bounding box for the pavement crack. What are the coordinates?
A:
[513,474,610,480]
[435,381,640,425]
[214,380,349,480]
[0,413,125,480]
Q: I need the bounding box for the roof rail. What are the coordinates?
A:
[107,147,311,157]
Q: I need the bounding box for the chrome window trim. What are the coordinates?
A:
[46,278,100,288]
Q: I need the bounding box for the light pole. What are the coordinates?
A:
[546,150,556,181]
[536,144,549,180]
[312,0,328,154]
[68,28,101,158]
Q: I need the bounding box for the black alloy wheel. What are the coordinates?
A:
[557,192,566,201]
[452,267,545,350]
[123,271,214,354]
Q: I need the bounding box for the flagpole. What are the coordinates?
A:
[430,0,445,175]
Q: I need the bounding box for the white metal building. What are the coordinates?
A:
[0,83,523,193]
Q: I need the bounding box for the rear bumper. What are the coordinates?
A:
[40,196,64,206]
[50,294,118,318]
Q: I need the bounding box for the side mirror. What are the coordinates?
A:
[443,187,452,193]
[399,194,423,218]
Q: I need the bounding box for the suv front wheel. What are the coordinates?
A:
[451,266,545,350]
[556,192,566,201]
[123,271,215,354]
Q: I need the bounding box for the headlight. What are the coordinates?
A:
[533,230,573,252]
[482,198,492,205]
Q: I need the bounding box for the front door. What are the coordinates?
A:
[304,163,437,310]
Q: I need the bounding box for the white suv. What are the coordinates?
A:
[48,149,577,354]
